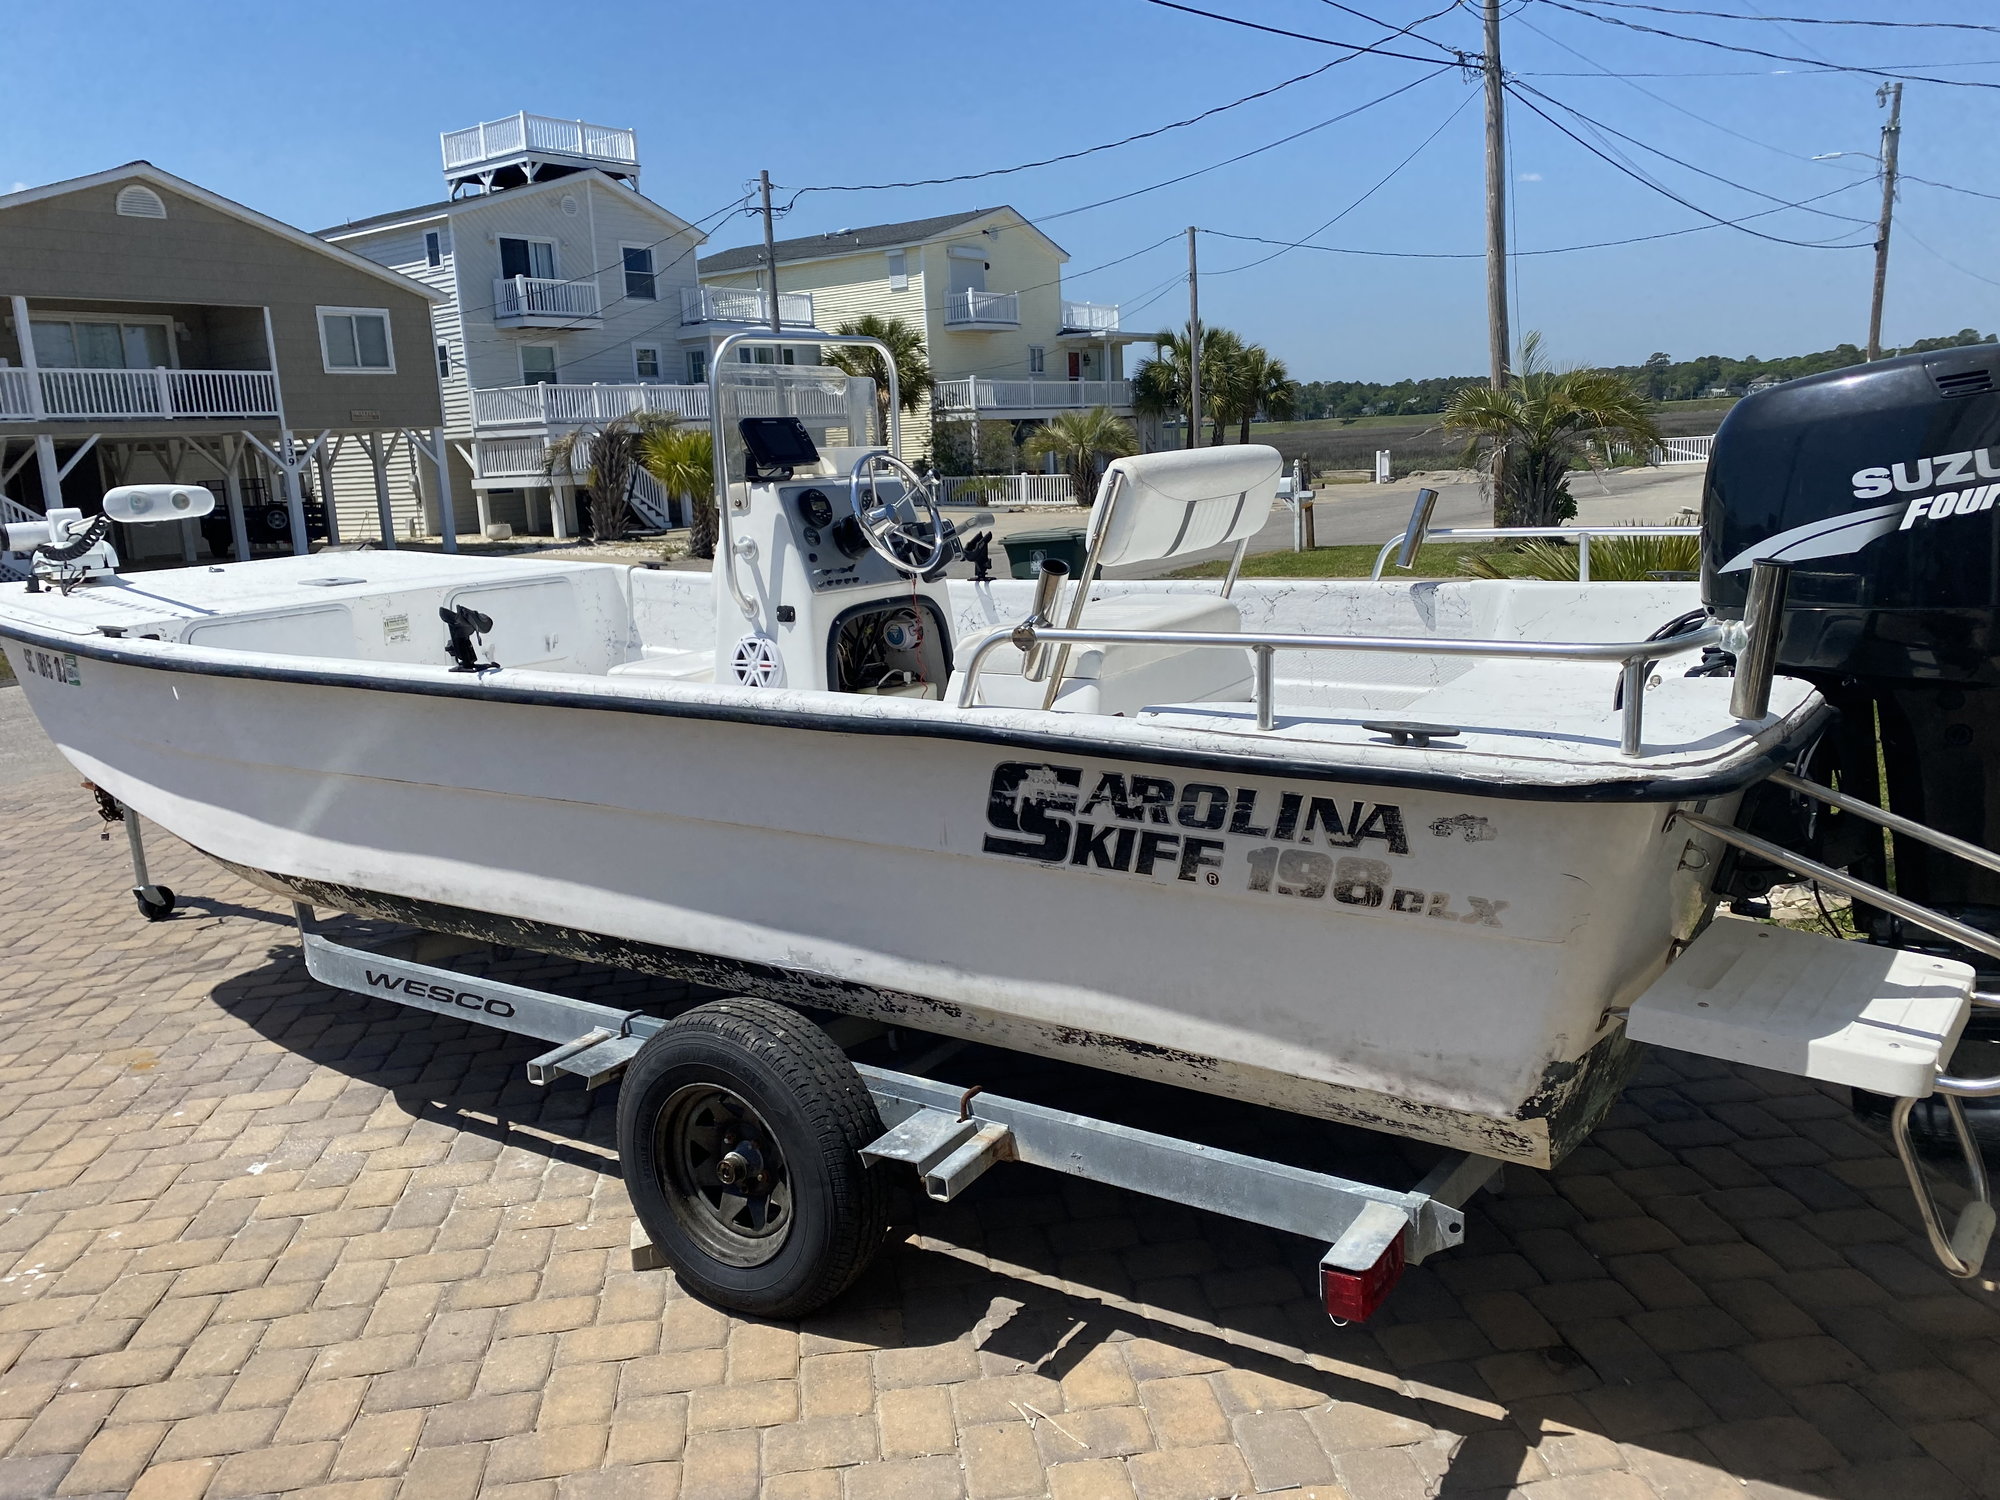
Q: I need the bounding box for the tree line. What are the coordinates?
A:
[1293,328,1996,419]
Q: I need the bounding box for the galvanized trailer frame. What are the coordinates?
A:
[292,905,1500,1313]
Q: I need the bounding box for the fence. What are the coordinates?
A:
[936,474,1079,507]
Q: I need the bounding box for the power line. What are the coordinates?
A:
[788,0,1463,204]
[1197,175,1873,258]
[1904,173,2000,205]
[1034,66,1457,226]
[1567,0,2000,36]
[1505,83,1876,247]
[1898,225,2000,291]
[1532,0,2000,90]
[1206,86,1483,276]
[1513,80,1874,224]
[1143,0,1471,64]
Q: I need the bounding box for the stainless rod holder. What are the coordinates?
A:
[1019,559,1069,683]
[1393,488,1440,571]
[1253,645,1275,731]
[1619,659,1647,757]
[1729,559,1790,721]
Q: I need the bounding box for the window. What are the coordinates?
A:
[887,250,908,291]
[520,345,558,385]
[435,342,451,380]
[317,308,394,373]
[633,345,661,380]
[30,317,173,369]
[622,246,657,300]
[1027,345,1045,376]
[424,230,443,267]
[498,237,557,280]
[115,184,166,219]
[686,349,707,384]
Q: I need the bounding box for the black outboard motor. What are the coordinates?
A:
[1703,342,2000,1132]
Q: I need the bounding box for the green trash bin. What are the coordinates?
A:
[1001,528,1089,580]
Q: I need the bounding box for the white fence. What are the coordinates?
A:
[679,286,816,327]
[442,113,638,170]
[1060,301,1121,332]
[944,289,1020,327]
[936,474,1079,507]
[0,367,280,421]
[1654,435,1714,465]
[493,277,601,322]
[473,382,709,428]
[934,378,1132,414]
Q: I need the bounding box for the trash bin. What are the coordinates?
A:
[1001,528,1089,580]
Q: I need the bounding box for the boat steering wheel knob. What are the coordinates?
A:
[847,450,947,577]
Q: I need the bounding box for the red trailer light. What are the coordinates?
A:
[1321,1231,1406,1322]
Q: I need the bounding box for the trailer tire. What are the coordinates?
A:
[617,998,890,1319]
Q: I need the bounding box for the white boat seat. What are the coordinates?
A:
[608,647,715,683]
[959,594,1252,717]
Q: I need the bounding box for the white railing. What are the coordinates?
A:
[473,436,550,479]
[473,382,709,429]
[493,277,601,322]
[442,113,638,171]
[934,378,1132,413]
[935,474,1079,507]
[1060,301,1121,332]
[1654,435,1714,465]
[944,289,1020,327]
[0,367,280,421]
[680,286,815,327]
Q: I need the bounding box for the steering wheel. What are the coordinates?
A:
[846,451,947,576]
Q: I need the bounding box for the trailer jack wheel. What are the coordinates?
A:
[134,885,176,922]
[616,998,891,1319]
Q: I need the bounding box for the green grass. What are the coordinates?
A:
[1170,541,1528,580]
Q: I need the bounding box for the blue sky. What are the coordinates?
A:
[8,0,1997,381]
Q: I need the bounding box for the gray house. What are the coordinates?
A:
[0,163,452,564]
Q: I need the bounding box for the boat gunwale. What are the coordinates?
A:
[0,613,1831,806]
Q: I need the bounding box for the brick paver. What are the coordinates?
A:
[2,753,1999,1499]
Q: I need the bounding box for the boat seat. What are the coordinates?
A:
[607,647,714,683]
[963,594,1252,716]
[955,446,1285,717]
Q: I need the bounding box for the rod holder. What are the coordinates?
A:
[1394,488,1440,571]
[1019,558,1069,683]
[1729,559,1790,721]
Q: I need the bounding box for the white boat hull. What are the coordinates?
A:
[3,627,1797,1166]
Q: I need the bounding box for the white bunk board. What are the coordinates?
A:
[1627,918,1974,1098]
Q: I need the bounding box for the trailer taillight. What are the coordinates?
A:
[1321,1230,1405,1322]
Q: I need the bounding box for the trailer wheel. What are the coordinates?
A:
[134,885,176,922]
[617,998,890,1318]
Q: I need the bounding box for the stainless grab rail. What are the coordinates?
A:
[1368,525,1701,582]
[959,618,1735,757]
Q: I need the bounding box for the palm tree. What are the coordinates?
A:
[819,316,933,442]
[1218,345,1298,445]
[1132,325,1244,447]
[1022,408,1138,505]
[542,410,679,542]
[1442,332,1662,527]
[640,425,717,559]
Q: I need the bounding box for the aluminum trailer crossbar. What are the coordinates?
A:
[294,910,1497,1299]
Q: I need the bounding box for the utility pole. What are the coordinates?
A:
[1186,226,1202,450]
[1867,83,1902,362]
[759,169,781,336]
[1482,0,1511,389]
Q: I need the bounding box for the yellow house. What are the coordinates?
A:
[698,207,1145,465]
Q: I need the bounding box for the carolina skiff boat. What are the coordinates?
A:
[4,334,1996,1317]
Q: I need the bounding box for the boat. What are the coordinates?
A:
[2,333,1995,1316]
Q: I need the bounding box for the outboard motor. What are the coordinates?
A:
[1703,342,2000,1130]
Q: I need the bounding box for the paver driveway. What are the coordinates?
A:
[0,714,1997,1500]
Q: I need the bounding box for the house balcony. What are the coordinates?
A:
[943,290,1020,330]
[472,381,710,432]
[442,113,641,193]
[934,377,1131,417]
[0,366,279,423]
[680,287,815,328]
[1059,301,1121,333]
[493,276,602,329]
